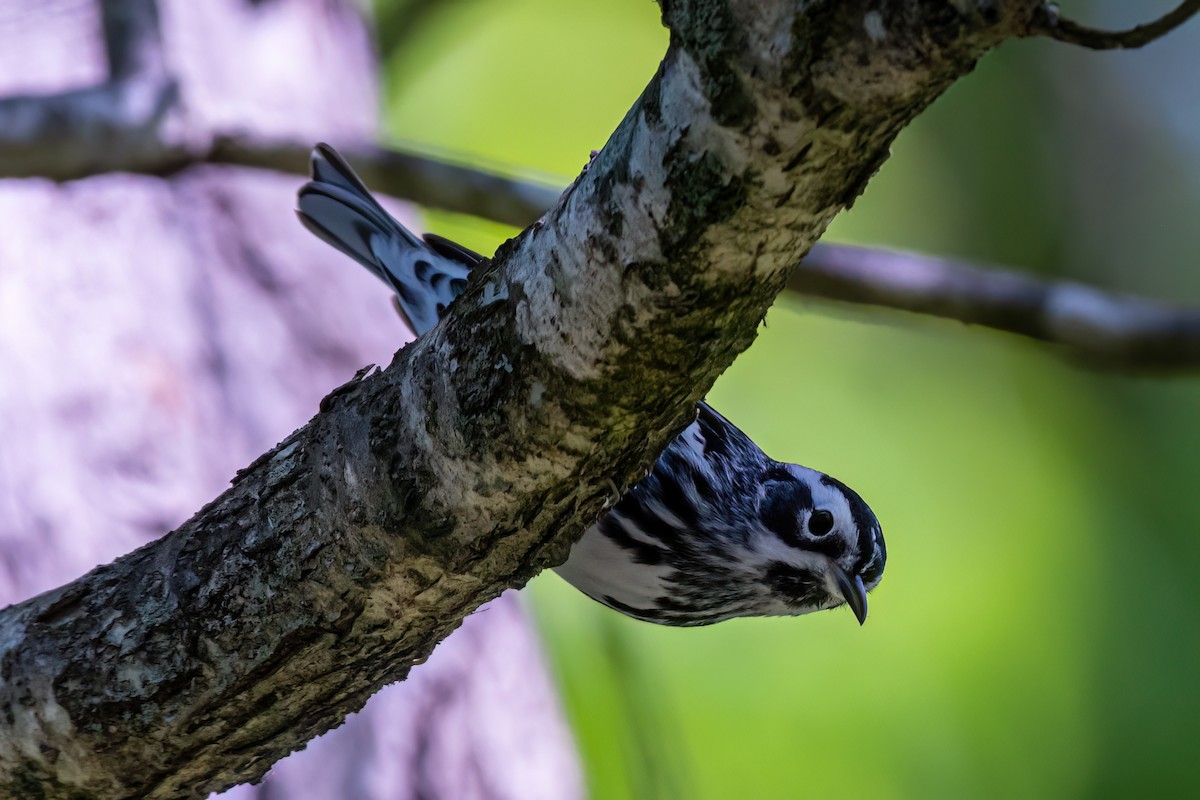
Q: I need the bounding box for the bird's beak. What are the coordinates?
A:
[831,566,868,625]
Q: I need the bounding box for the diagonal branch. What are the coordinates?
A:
[0,1,1043,797]
[1026,0,1200,50]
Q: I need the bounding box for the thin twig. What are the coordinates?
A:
[1027,0,1200,50]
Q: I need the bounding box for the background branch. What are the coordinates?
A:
[795,244,1200,372]
[0,0,180,178]
[213,138,1200,372]
[4,104,1199,373]
[215,139,1200,372]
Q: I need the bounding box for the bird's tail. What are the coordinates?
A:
[296,143,480,336]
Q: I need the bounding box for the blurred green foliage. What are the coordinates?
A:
[375,1,1200,797]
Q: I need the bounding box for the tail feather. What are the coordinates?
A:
[423,232,485,266]
[295,183,398,285]
[308,143,377,202]
[296,143,476,336]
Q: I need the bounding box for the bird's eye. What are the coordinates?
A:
[808,510,834,536]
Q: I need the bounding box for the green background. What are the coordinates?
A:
[376,1,1200,797]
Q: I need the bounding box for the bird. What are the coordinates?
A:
[296,143,886,627]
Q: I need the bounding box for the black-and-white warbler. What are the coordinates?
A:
[297,144,886,626]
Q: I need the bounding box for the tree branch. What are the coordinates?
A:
[795,244,1200,372]
[0,0,181,179]
[1026,0,1199,50]
[0,1,1043,796]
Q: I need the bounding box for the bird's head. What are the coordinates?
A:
[751,463,886,625]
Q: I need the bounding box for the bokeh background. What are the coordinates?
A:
[375,0,1200,798]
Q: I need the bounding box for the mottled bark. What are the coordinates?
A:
[0,0,1043,797]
